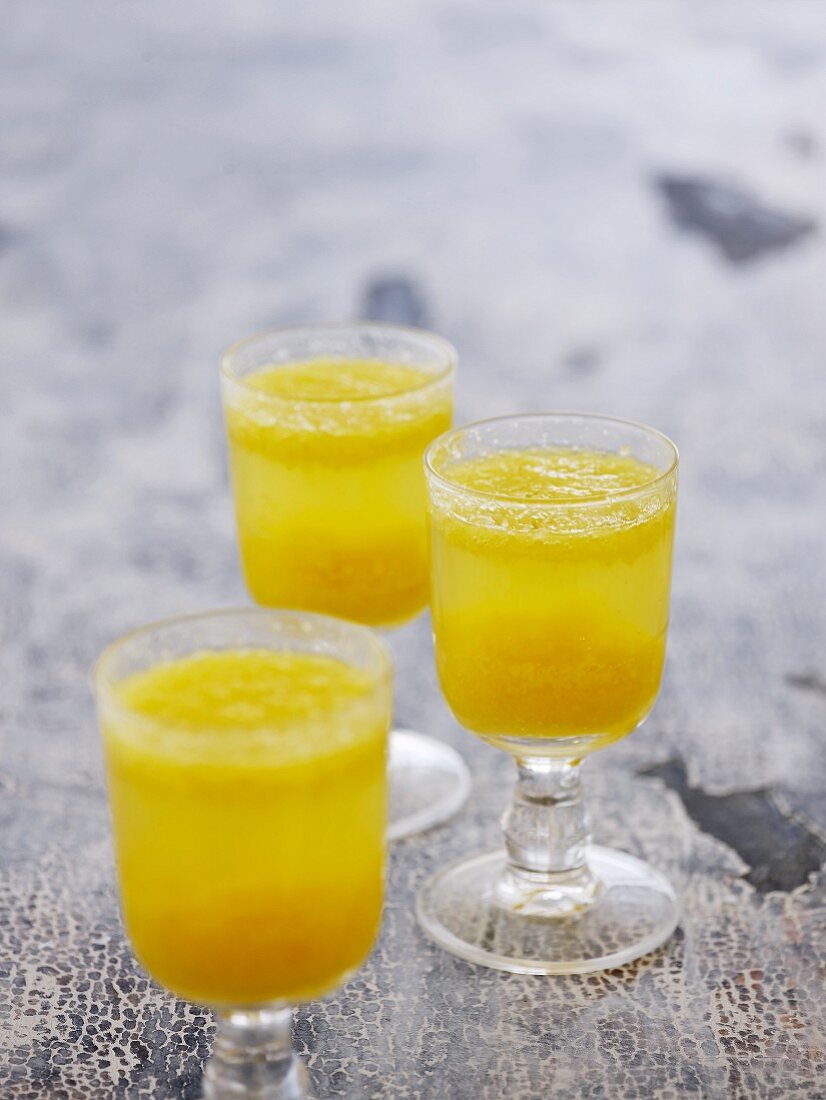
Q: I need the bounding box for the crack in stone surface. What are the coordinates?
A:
[640,759,826,894]
[655,174,817,264]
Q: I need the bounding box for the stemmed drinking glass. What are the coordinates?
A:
[220,323,470,840]
[419,413,679,973]
[95,608,392,1098]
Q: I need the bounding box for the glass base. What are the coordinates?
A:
[416,846,679,974]
[387,729,471,841]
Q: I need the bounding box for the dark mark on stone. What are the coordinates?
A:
[79,320,116,348]
[785,130,818,160]
[563,346,601,376]
[655,175,817,264]
[0,223,20,253]
[785,671,826,697]
[361,275,428,328]
[641,758,826,893]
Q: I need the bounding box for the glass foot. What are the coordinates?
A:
[416,846,679,974]
[387,729,471,841]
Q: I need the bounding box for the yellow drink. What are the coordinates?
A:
[100,647,390,1007]
[428,447,676,750]
[223,357,453,626]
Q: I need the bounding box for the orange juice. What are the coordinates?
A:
[100,649,390,1006]
[223,358,452,626]
[428,448,676,751]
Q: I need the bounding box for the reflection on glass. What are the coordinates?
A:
[419,413,679,974]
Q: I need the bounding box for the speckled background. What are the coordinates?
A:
[1,2,825,1097]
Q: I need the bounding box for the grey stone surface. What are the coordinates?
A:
[2,1,825,1096]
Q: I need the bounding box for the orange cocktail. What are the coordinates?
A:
[96,610,391,1009]
[418,415,679,978]
[222,341,453,626]
[429,444,675,751]
[220,324,467,847]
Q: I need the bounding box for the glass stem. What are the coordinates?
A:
[497,758,600,917]
[202,1006,310,1100]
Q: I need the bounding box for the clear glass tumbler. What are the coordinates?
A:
[94,608,392,1097]
[419,413,679,974]
[220,323,470,840]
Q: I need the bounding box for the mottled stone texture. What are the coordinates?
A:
[1,1,825,1096]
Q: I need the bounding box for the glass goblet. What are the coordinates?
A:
[94,608,392,1097]
[220,322,470,840]
[419,413,679,973]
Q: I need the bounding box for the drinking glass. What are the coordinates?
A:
[221,323,470,840]
[419,413,679,973]
[94,608,392,1098]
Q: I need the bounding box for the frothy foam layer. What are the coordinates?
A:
[104,649,385,764]
[245,358,436,401]
[225,358,452,462]
[429,446,674,542]
[444,447,662,501]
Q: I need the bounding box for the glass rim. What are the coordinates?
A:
[92,605,393,698]
[425,412,679,507]
[220,321,457,406]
